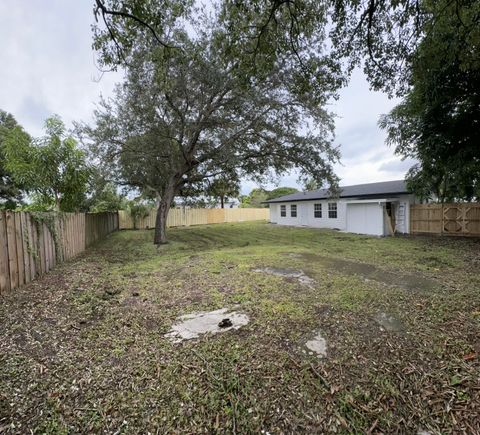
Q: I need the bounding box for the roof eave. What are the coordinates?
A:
[266,191,410,204]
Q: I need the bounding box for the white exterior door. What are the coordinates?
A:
[346,203,384,236]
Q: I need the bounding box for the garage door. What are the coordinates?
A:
[346,203,383,236]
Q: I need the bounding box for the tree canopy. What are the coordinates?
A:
[268,187,299,200]
[4,116,91,211]
[380,0,480,202]
[239,187,299,208]
[0,110,25,209]
[81,168,128,212]
[240,189,269,209]
[93,0,462,97]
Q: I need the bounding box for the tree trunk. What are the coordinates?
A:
[154,184,176,245]
[54,192,61,211]
[220,195,224,209]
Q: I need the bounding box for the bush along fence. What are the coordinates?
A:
[119,208,270,230]
[410,203,480,237]
[0,211,118,294]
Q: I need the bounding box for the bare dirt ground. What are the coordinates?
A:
[1,222,479,434]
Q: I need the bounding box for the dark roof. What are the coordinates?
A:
[266,180,409,203]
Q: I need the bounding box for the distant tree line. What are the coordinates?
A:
[240,187,299,208]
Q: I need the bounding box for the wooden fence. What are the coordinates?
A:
[0,211,118,294]
[119,208,270,230]
[410,203,480,237]
[85,212,119,247]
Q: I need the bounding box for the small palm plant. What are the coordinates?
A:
[128,201,151,230]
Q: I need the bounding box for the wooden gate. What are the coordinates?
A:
[410,203,480,236]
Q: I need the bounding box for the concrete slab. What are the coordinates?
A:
[166,308,249,343]
[306,332,327,358]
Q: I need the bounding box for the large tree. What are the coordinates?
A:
[379,0,480,202]
[4,116,91,211]
[87,9,339,244]
[0,110,25,208]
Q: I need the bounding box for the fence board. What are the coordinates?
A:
[20,213,31,284]
[410,203,480,237]
[29,215,40,279]
[43,223,51,273]
[86,212,115,247]
[119,208,270,230]
[39,222,44,273]
[5,212,18,290]
[0,212,10,293]
[26,214,36,280]
[14,213,25,286]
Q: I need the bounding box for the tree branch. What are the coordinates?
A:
[94,0,176,49]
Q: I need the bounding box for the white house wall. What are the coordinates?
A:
[269,194,415,235]
[270,203,279,223]
[270,200,347,230]
[304,201,346,229]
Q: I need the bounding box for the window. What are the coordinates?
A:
[280,205,286,217]
[290,204,297,217]
[314,203,322,218]
[328,202,337,219]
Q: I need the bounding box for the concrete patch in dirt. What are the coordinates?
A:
[374,312,404,332]
[284,253,303,258]
[253,267,315,288]
[295,254,437,292]
[305,332,327,358]
[166,308,249,343]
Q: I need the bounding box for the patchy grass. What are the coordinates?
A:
[1,222,480,433]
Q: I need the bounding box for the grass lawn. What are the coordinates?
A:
[1,221,480,433]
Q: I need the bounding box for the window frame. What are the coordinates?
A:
[290,204,297,218]
[280,205,286,217]
[314,203,322,218]
[328,202,337,219]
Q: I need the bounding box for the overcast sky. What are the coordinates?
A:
[0,1,414,194]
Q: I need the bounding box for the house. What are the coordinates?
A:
[266,180,416,236]
[214,200,240,209]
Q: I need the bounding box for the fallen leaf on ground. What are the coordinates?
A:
[463,352,477,361]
